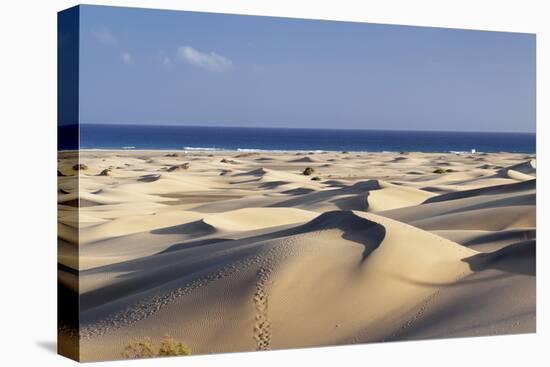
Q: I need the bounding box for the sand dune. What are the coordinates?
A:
[288,156,317,163]
[203,207,318,231]
[75,210,476,359]
[423,178,535,204]
[58,150,536,361]
[431,228,536,252]
[501,159,536,175]
[79,210,204,244]
[389,239,535,340]
[366,181,436,211]
[379,180,535,231]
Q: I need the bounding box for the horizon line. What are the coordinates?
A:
[76,122,536,135]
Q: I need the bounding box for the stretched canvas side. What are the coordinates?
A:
[57,5,81,361]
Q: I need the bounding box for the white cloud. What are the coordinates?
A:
[92,26,117,46]
[121,51,134,65]
[91,27,134,65]
[177,46,232,73]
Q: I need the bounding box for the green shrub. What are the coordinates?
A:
[433,168,457,174]
[123,334,191,359]
[158,335,192,356]
[303,167,315,176]
[98,168,112,176]
[167,163,190,172]
[123,337,156,359]
[72,163,88,171]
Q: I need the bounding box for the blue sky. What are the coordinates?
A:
[79,5,536,132]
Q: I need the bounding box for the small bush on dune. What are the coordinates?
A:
[98,168,112,176]
[123,334,191,359]
[158,335,192,356]
[433,168,458,174]
[221,158,239,164]
[167,163,190,172]
[72,163,88,171]
[303,167,315,176]
[123,337,156,359]
[311,176,321,181]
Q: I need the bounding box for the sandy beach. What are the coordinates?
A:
[57,150,536,361]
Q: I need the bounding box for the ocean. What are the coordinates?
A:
[73,124,536,153]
